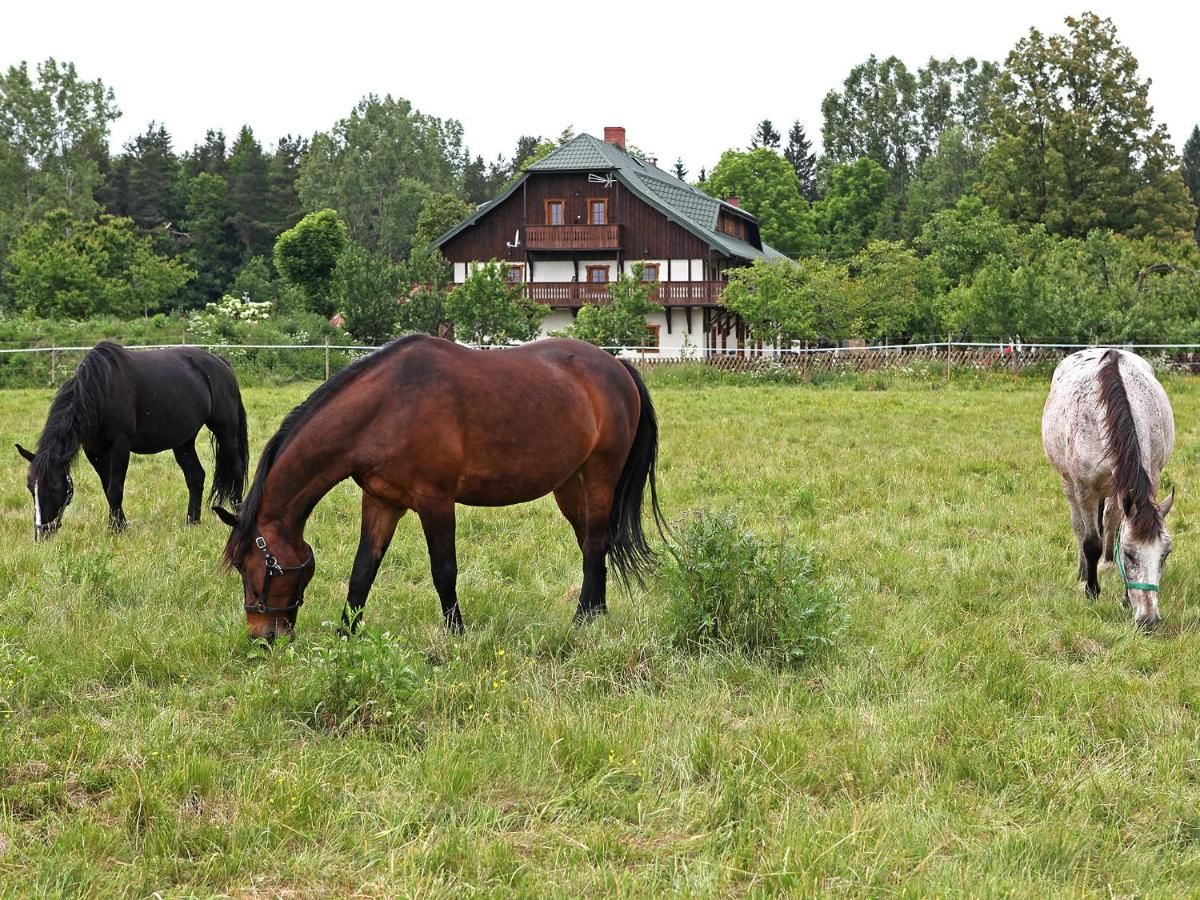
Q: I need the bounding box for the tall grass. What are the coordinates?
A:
[3,373,1200,894]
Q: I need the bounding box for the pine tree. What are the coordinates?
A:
[672,157,688,181]
[751,120,781,149]
[110,123,182,235]
[1183,125,1200,243]
[226,126,273,258]
[784,120,819,201]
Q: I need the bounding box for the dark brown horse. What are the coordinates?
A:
[18,341,249,539]
[215,335,664,641]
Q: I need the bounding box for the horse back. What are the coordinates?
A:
[349,337,642,506]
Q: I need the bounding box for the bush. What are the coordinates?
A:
[661,509,846,666]
[267,631,429,736]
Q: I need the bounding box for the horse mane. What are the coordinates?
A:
[223,335,424,567]
[34,341,124,476]
[1098,349,1162,541]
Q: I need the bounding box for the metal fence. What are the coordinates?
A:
[5,340,1200,387]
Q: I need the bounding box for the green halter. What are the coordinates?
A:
[1114,524,1160,593]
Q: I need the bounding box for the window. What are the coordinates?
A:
[505,264,525,284]
[586,265,610,283]
[545,200,565,225]
[588,199,608,225]
[640,263,660,282]
[642,324,661,353]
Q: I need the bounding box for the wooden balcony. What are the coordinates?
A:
[524,281,726,308]
[524,224,622,250]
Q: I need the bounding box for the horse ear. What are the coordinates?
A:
[15,443,35,463]
[1159,489,1176,518]
[212,506,239,528]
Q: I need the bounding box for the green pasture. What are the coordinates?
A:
[3,371,1200,896]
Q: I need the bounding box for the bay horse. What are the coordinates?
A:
[214,335,664,642]
[1042,348,1175,627]
[17,341,249,539]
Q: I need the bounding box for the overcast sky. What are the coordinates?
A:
[3,0,1197,172]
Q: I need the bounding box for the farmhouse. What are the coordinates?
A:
[434,127,785,357]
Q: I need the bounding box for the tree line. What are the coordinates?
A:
[1,11,1198,347]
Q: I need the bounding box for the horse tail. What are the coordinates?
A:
[209,361,250,509]
[607,361,667,588]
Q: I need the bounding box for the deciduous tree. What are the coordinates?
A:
[273,208,348,316]
[444,261,542,345]
[705,148,817,258]
[980,13,1194,240]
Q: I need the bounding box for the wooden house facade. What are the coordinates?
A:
[434,127,785,356]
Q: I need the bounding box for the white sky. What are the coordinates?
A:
[3,0,1197,172]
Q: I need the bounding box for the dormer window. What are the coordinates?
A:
[545,200,565,225]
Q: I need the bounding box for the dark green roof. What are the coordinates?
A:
[435,133,787,262]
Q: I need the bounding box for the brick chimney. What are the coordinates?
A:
[603,126,626,150]
[726,195,740,208]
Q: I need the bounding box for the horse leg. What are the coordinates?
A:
[83,443,110,496]
[173,440,206,525]
[1101,495,1120,567]
[340,493,405,635]
[417,501,463,633]
[553,473,613,622]
[106,441,131,530]
[1068,483,1102,598]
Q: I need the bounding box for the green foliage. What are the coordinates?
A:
[412,192,471,252]
[661,509,846,666]
[273,208,348,317]
[395,245,453,336]
[897,126,984,240]
[0,58,118,222]
[179,171,240,308]
[821,55,997,187]
[444,261,542,345]
[847,240,934,339]
[721,258,827,344]
[562,264,661,351]
[1183,125,1200,243]
[296,94,465,261]
[705,148,817,257]
[815,158,892,257]
[6,210,192,317]
[980,13,1194,240]
[333,242,404,345]
[270,632,428,734]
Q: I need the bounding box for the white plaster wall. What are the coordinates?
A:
[536,310,576,338]
[528,260,577,282]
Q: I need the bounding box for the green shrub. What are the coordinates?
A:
[661,509,846,666]
[267,631,429,736]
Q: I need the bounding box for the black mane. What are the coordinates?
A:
[34,341,124,477]
[1098,349,1162,541]
[223,335,423,566]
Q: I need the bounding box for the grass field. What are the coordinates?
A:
[3,369,1200,896]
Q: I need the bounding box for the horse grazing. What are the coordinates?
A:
[17,341,249,540]
[215,335,665,642]
[1042,348,1175,627]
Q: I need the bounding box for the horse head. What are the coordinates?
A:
[214,505,314,643]
[17,443,73,542]
[1115,489,1175,629]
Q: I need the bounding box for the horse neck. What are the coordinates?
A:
[254,424,357,556]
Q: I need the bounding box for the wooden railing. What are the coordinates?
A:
[524,224,622,250]
[524,281,726,307]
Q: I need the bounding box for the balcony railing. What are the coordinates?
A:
[524,224,621,250]
[523,281,726,308]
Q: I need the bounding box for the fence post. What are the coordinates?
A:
[325,338,331,381]
[946,334,951,381]
[50,347,58,387]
